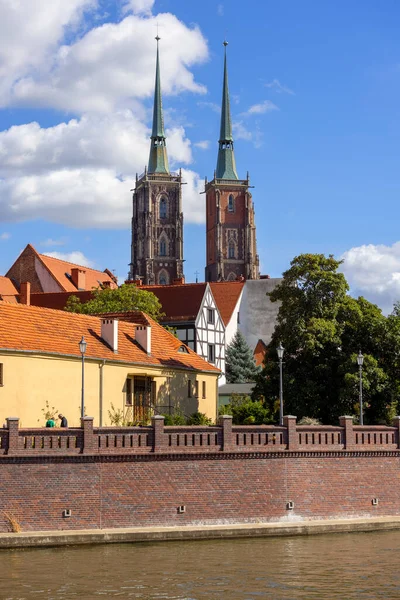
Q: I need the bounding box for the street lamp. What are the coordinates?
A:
[357,350,364,426]
[277,342,285,426]
[79,336,87,419]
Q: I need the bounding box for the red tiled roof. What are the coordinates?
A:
[0,276,19,303]
[0,303,219,374]
[253,339,268,367]
[38,252,115,292]
[30,290,93,310]
[209,281,244,326]
[140,283,207,323]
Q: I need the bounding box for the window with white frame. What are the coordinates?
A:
[207,308,215,324]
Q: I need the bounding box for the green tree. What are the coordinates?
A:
[253,253,399,425]
[65,283,164,322]
[225,330,260,383]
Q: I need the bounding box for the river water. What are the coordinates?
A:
[1,530,400,599]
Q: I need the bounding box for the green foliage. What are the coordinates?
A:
[107,402,126,426]
[163,411,186,425]
[186,412,213,426]
[219,394,272,425]
[226,330,261,383]
[39,400,59,424]
[253,253,400,425]
[65,283,164,322]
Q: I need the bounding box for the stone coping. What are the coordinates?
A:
[2,516,400,549]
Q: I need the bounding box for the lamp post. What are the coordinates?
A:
[79,336,87,420]
[357,350,364,426]
[277,342,285,426]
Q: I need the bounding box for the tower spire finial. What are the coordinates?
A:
[148,34,169,174]
[216,40,238,180]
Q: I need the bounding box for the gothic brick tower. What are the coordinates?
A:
[129,37,184,285]
[205,42,259,283]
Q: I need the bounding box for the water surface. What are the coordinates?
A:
[1,530,399,599]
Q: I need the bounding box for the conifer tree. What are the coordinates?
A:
[226,331,260,383]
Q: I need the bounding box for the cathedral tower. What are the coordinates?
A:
[129,37,184,285]
[205,42,259,282]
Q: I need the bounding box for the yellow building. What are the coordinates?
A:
[0,303,220,427]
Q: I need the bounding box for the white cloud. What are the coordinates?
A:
[124,0,155,15]
[40,238,68,247]
[43,251,94,267]
[0,1,209,230]
[197,101,221,114]
[180,169,205,224]
[243,100,279,116]
[265,79,294,95]
[0,0,95,102]
[233,121,252,142]
[341,242,400,314]
[0,232,10,241]
[5,13,208,113]
[194,140,210,150]
[0,113,201,227]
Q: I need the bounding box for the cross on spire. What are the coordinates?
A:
[216,40,238,180]
[148,34,169,174]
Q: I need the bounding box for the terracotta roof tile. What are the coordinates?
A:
[38,253,115,292]
[30,290,93,310]
[209,281,244,326]
[0,276,19,303]
[140,283,207,323]
[0,303,219,374]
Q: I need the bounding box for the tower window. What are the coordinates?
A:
[160,238,167,256]
[228,194,234,212]
[160,198,167,219]
[158,270,169,285]
[228,242,235,259]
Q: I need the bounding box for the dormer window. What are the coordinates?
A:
[178,345,189,353]
[228,194,234,212]
[160,198,167,219]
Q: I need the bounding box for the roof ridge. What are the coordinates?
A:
[0,300,101,321]
[39,252,107,274]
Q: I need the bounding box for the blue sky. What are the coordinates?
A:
[1,0,400,311]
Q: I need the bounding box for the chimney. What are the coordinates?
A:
[20,282,31,305]
[135,325,151,355]
[172,277,185,286]
[71,268,86,290]
[101,318,118,352]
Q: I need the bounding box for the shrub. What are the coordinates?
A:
[186,412,213,426]
[297,416,322,426]
[163,412,186,426]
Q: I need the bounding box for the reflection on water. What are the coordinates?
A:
[0,530,400,599]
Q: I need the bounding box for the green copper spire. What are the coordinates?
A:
[148,36,169,174]
[216,41,238,180]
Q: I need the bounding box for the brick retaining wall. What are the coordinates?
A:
[1,415,400,532]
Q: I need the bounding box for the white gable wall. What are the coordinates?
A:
[195,285,226,385]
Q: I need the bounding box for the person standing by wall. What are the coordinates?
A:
[58,414,68,428]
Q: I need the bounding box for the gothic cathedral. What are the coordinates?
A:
[129,37,184,285]
[129,40,259,285]
[205,42,259,282]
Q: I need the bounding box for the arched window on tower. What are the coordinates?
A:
[228,194,234,212]
[159,237,167,256]
[160,197,167,219]
[228,241,235,259]
[159,270,169,285]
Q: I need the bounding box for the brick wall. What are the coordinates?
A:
[1,416,400,532]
